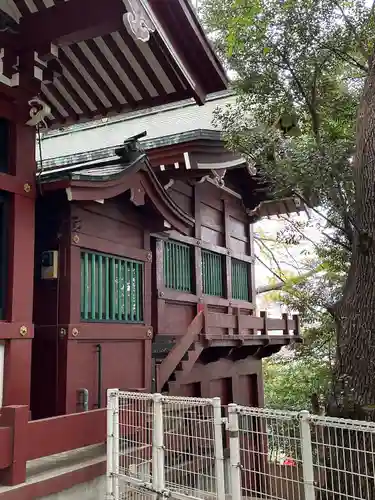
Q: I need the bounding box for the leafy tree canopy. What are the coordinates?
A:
[202,0,375,419]
[202,0,371,250]
[263,355,332,411]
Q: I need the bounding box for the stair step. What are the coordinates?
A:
[152,336,176,361]
[156,311,205,392]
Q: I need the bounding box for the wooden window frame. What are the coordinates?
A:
[80,249,144,324]
[163,240,194,293]
[201,249,225,298]
[231,258,252,302]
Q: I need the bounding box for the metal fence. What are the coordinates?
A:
[107,390,224,500]
[107,391,375,500]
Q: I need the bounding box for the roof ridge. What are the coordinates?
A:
[38,129,223,171]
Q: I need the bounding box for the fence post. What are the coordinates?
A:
[228,404,242,500]
[152,393,165,494]
[212,397,226,500]
[300,410,316,500]
[107,389,119,500]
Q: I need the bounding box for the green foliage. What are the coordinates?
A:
[264,355,332,411]
[201,0,375,412]
[201,0,372,241]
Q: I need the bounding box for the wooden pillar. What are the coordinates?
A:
[0,405,29,485]
[194,184,203,311]
[248,223,256,304]
[58,229,77,415]
[2,121,36,407]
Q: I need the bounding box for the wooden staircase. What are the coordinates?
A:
[153,308,301,394]
[156,311,204,393]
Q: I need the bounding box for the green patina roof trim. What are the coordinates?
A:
[37,129,223,174]
[38,135,149,183]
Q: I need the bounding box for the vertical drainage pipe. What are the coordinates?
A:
[96,343,102,408]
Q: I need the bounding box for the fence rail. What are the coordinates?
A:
[108,391,375,500]
[107,390,225,500]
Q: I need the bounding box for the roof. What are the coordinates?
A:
[38,91,235,160]
[38,129,224,172]
[38,128,308,220]
[39,132,194,235]
[1,0,228,127]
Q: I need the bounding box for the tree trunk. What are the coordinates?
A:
[320,55,375,499]
[334,52,375,414]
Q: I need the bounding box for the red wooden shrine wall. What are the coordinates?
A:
[32,194,153,418]
[157,179,255,337]
[0,99,36,410]
[31,174,262,418]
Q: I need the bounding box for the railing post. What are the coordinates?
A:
[228,404,242,500]
[212,397,225,500]
[152,393,165,494]
[0,405,28,486]
[300,410,316,500]
[107,389,119,500]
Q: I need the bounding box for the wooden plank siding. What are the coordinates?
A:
[155,180,256,338]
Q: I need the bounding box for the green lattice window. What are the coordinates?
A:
[232,259,251,301]
[164,240,193,292]
[202,250,224,297]
[0,192,7,320]
[81,251,143,322]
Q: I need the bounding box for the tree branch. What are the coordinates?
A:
[257,281,285,294]
[256,237,284,277]
[277,49,322,145]
[293,192,350,236]
[322,231,351,252]
[255,252,287,285]
[332,0,369,60]
[278,214,321,251]
[323,44,368,73]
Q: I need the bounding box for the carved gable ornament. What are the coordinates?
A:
[123,0,155,43]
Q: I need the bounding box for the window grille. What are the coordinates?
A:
[202,249,224,297]
[164,240,193,293]
[232,259,251,301]
[81,251,143,322]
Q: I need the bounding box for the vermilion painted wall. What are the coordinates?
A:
[31,194,152,418]
[0,99,36,409]
[31,177,262,418]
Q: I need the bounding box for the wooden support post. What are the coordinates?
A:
[143,229,152,327]
[248,223,256,303]
[260,311,268,336]
[0,405,29,486]
[293,314,300,336]
[3,122,36,408]
[223,199,234,334]
[282,312,289,335]
[155,239,166,322]
[194,185,203,309]
[2,340,32,407]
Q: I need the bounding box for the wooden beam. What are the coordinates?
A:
[18,0,126,51]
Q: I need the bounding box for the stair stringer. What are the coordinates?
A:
[168,341,204,395]
[156,311,204,392]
